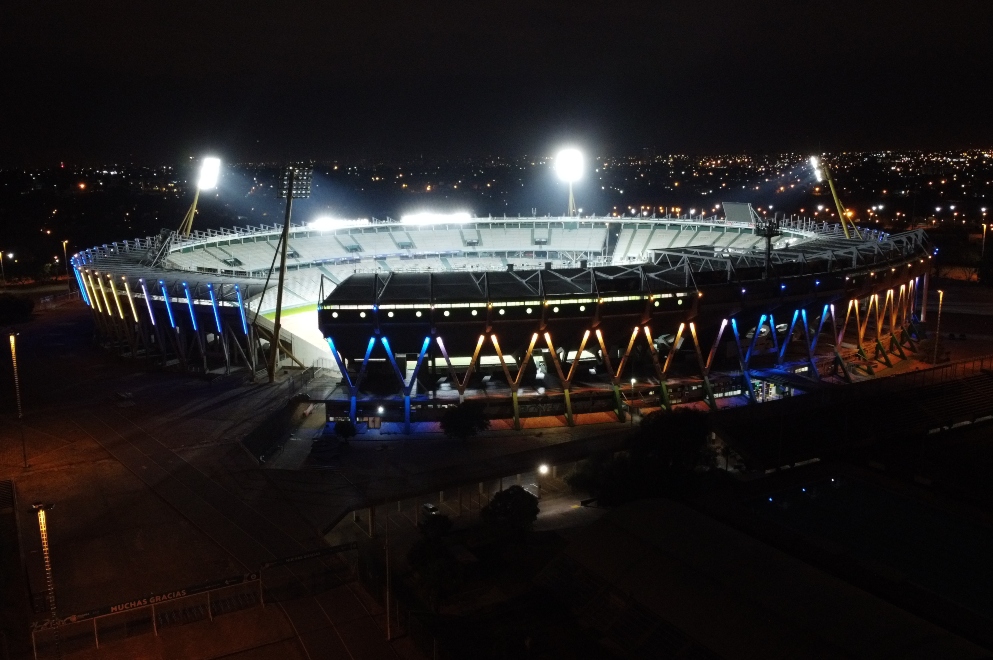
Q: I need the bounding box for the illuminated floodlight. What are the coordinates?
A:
[400,212,472,225]
[538,464,550,475]
[555,148,584,216]
[307,217,370,231]
[809,156,823,182]
[555,148,584,183]
[198,157,221,190]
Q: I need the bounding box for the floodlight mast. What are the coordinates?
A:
[266,163,314,383]
[811,156,860,240]
[178,157,221,236]
[555,149,583,216]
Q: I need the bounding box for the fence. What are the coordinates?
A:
[29,542,357,659]
[35,290,80,310]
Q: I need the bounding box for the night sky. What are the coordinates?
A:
[4,0,992,165]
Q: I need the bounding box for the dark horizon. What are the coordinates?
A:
[4,1,993,167]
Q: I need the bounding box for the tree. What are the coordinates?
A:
[334,419,357,440]
[417,513,453,541]
[565,408,713,506]
[440,401,489,440]
[481,485,539,533]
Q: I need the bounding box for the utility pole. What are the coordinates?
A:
[268,164,313,383]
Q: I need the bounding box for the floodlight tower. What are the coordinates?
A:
[555,149,583,216]
[810,156,860,239]
[178,157,221,236]
[266,163,314,383]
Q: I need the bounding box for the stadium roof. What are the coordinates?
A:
[323,266,676,306]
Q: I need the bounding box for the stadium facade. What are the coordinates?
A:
[72,203,931,431]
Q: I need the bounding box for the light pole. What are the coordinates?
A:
[630,377,636,426]
[33,502,60,657]
[61,241,71,292]
[178,157,221,236]
[982,223,987,259]
[0,252,10,287]
[537,463,549,499]
[554,148,583,216]
[933,289,944,364]
[9,333,27,468]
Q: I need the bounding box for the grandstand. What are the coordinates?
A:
[72,203,932,431]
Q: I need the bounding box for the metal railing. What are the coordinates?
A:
[29,542,358,659]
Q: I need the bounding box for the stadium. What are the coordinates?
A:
[71,202,931,432]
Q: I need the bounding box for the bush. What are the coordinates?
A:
[417,513,453,540]
[481,485,539,533]
[565,408,713,506]
[334,419,357,440]
[440,401,490,440]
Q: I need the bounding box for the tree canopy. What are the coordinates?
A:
[481,485,539,532]
[566,408,714,506]
[440,401,490,440]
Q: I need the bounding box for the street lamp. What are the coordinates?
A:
[32,502,60,654]
[178,157,221,236]
[555,148,583,217]
[933,290,945,364]
[61,240,71,292]
[9,332,27,468]
[630,377,637,426]
[537,464,549,499]
[982,223,988,258]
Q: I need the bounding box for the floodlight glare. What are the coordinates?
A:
[809,156,823,182]
[198,157,221,190]
[555,148,584,216]
[400,212,472,225]
[308,217,370,230]
[555,149,584,183]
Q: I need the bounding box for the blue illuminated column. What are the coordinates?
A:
[381,335,431,433]
[139,279,156,326]
[234,285,249,335]
[182,283,198,331]
[207,284,223,334]
[72,263,90,306]
[729,318,757,403]
[159,281,176,328]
